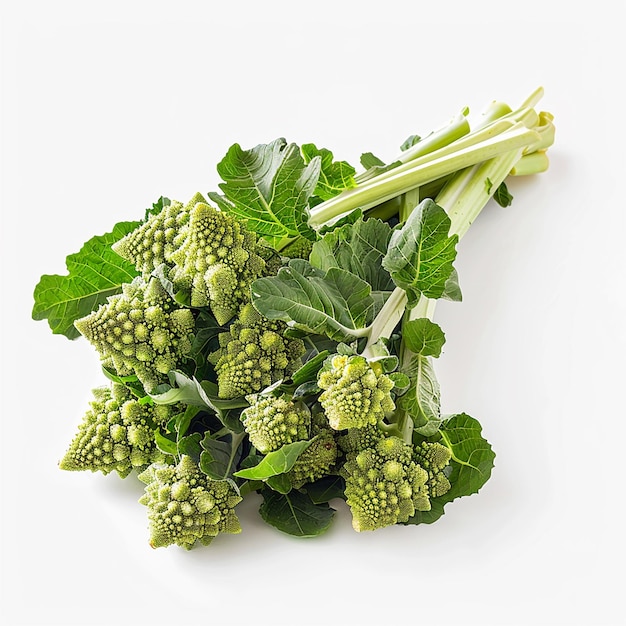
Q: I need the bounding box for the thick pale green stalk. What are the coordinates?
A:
[308,123,540,228]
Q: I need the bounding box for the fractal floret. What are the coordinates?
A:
[288,413,338,488]
[59,383,175,477]
[341,436,432,531]
[209,303,305,399]
[138,455,242,550]
[414,441,453,498]
[168,200,266,324]
[111,195,194,274]
[241,393,311,454]
[74,276,195,391]
[317,354,395,430]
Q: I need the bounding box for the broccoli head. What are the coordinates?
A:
[241,393,311,454]
[341,436,431,531]
[138,455,242,549]
[413,441,452,498]
[287,418,338,488]
[168,200,266,324]
[111,195,199,274]
[209,303,305,399]
[59,383,175,477]
[74,276,195,392]
[317,354,395,431]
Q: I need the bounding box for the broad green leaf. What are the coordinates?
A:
[441,267,463,302]
[382,198,458,306]
[32,221,140,339]
[290,351,330,386]
[407,413,495,525]
[177,432,202,462]
[309,217,395,292]
[266,473,293,494]
[358,152,402,181]
[251,259,375,342]
[149,370,217,410]
[259,489,335,537]
[305,475,346,504]
[400,134,421,151]
[399,354,442,436]
[208,138,319,248]
[301,143,356,201]
[233,439,314,480]
[403,318,446,357]
[199,433,243,482]
[154,429,178,456]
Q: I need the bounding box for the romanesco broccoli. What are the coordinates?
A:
[341,436,431,531]
[209,303,305,399]
[138,455,242,550]
[59,383,175,477]
[168,200,266,323]
[288,413,338,488]
[74,276,195,392]
[413,441,452,498]
[317,354,395,431]
[241,393,311,454]
[111,195,196,274]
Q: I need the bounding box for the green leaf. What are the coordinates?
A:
[32,221,140,339]
[305,475,346,504]
[266,473,293,494]
[309,217,395,292]
[382,198,458,306]
[290,351,330,386]
[199,433,243,482]
[493,180,514,207]
[149,370,217,410]
[441,267,463,302]
[251,259,375,342]
[177,432,202,462]
[233,439,314,480]
[143,196,171,220]
[403,318,446,357]
[154,429,178,456]
[408,413,495,525]
[400,134,421,151]
[399,354,442,436]
[208,138,319,248]
[301,143,356,201]
[259,489,335,537]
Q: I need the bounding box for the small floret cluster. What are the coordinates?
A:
[341,436,432,531]
[287,413,338,488]
[138,455,242,550]
[317,354,395,430]
[59,383,175,477]
[112,196,191,274]
[209,303,305,399]
[169,201,266,323]
[74,276,195,391]
[414,441,453,498]
[241,393,311,454]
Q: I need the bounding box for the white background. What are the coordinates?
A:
[2,2,625,625]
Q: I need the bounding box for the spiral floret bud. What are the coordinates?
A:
[138,455,242,549]
[241,393,311,454]
[317,354,395,431]
[413,441,453,498]
[59,383,175,477]
[74,276,195,392]
[288,425,338,489]
[341,436,431,531]
[209,303,305,399]
[111,194,201,274]
[168,201,266,324]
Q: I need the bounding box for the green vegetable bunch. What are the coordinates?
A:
[33,87,555,549]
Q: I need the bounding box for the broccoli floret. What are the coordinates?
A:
[337,423,385,457]
[341,436,431,531]
[288,425,338,488]
[209,303,305,399]
[111,195,200,274]
[414,441,452,498]
[138,455,242,549]
[59,383,175,477]
[280,236,314,260]
[317,354,395,431]
[74,276,195,392]
[241,393,311,454]
[168,200,266,324]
